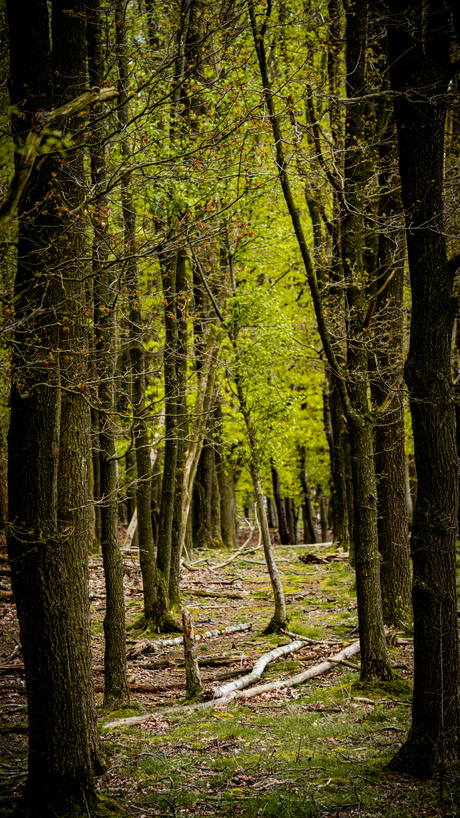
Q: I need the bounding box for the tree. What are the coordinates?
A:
[385,0,460,777]
[249,0,393,681]
[88,0,130,710]
[6,0,105,813]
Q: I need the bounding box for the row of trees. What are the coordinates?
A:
[2,0,460,813]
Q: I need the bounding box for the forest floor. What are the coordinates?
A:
[1,529,460,817]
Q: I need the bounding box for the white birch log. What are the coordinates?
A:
[212,640,360,706]
[127,622,253,657]
[212,639,307,698]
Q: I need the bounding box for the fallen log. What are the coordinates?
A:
[183,588,248,600]
[102,640,361,727]
[211,640,361,706]
[102,714,153,731]
[127,622,252,658]
[212,640,308,699]
[141,656,236,670]
[280,628,342,647]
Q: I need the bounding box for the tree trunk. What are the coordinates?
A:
[249,0,392,680]
[369,114,411,627]
[235,375,286,631]
[193,438,216,549]
[387,0,460,776]
[217,456,238,550]
[115,0,157,627]
[169,250,189,608]
[156,250,179,621]
[271,461,290,544]
[267,495,277,530]
[91,406,102,549]
[323,381,349,545]
[88,0,129,710]
[298,445,318,544]
[6,0,102,812]
[182,609,202,699]
[285,498,297,545]
[316,484,328,544]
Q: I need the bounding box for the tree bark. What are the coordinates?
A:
[249,0,391,672]
[91,406,102,549]
[369,115,411,628]
[115,0,158,628]
[338,0,393,682]
[386,0,460,776]
[6,0,103,812]
[285,498,298,545]
[323,381,349,545]
[88,0,129,710]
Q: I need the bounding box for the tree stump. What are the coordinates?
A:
[182,608,202,699]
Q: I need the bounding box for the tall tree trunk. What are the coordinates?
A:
[249,0,392,677]
[215,404,238,550]
[316,484,328,544]
[169,249,189,608]
[387,0,460,776]
[52,1,105,772]
[6,0,103,812]
[115,0,157,627]
[125,446,139,549]
[340,0,393,681]
[369,115,411,628]
[156,249,179,624]
[193,437,217,548]
[88,0,129,709]
[267,495,277,530]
